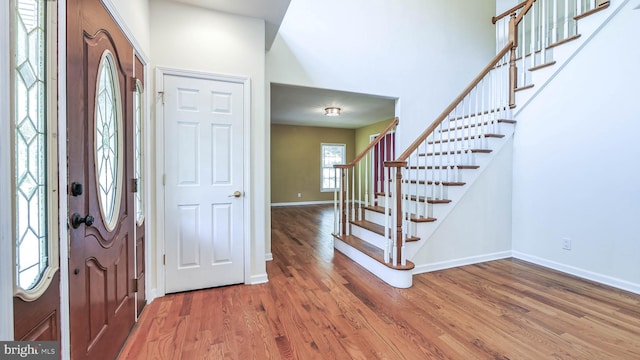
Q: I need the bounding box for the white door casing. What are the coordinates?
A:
[163,74,245,293]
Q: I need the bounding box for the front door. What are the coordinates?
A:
[67,0,136,358]
[163,74,245,293]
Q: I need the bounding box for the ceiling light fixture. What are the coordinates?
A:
[324,107,341,116]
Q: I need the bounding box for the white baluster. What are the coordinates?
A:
[384,168,390,263]
[564,0,570,39]
[553,0,559,43]
[334,187,338,235]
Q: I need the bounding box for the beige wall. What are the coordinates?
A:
[354,118,396,155]
[271,124,355,204]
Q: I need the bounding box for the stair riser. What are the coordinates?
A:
[349,225,388,250]
[423,136,503,153]
[409,152,491,167]
[441,120,506,135]
[402,168,476,184]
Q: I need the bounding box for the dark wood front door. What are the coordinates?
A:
[67,0,136,358]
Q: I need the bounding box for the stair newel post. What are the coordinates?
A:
[337,165,347,236]
[385,160,406,267]
[509,13,518,108]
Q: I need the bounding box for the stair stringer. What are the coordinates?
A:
[408,136,515,272]
[399,125,515,261]
[514,0,627,113]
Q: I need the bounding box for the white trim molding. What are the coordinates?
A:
[154,67,253,297]
[0,0,14,341]
[412,251,513,275]
[265,253,273,261]
[513,251,640,295]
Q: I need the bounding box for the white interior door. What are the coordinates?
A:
[163,74,245,293]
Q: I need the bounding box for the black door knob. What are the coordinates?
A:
[71,213,95,228]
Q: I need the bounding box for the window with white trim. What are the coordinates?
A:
[321,143,345,192]
[12,0,58,300]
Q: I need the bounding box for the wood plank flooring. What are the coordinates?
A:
[119,204,640,359]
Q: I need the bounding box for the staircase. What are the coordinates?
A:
[333,0,614,288]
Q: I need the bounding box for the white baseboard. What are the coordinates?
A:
[265,252,273,261]
[271,200,333,207]
[412,251,512,275]
[248,273,269,285]
[147,288,158,303]
[513,251,640,295]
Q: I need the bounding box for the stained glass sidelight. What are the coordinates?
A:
[134,81,144,224]
[95,52,122,231]
[14,0,48,291]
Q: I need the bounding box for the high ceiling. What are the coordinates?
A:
[271,84,397,129]
[166,0,397,129]
[169,0,291,49]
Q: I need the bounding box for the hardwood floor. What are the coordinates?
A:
[119,205,640,359]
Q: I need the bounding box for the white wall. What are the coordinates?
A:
[149,0,268,291]
[412,138,514,270]
[106,0,151,56]
[267,0,497,150]
[512,0,640,293]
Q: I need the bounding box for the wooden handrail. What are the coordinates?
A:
[514,0,537,26]
[387,41,514,164]
[334,117,398,169]
[492,1,527,24]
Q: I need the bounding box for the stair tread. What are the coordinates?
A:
[428,134,504,144]
[418,149,492,156]
[529,61,556,71]
[350,219,385,234]
[515,84,535,92]
[364,206,437,225]
[407,165,480,170]
[440,119,517,132]
[350,219,421,242]
[405,180,466,186]
[574,1,610,21]
[409,215,437,223]
[548,34,581,49]
[334,234,415,270]
[406,196,452,204]
[375,193,453,204]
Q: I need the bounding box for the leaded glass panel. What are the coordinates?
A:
[134,81,144,224]
[95,52,122,231]
[14,0,48,291]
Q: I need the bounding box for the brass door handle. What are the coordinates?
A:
[229,191,242,198]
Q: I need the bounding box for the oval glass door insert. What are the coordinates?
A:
[95,51,123,231]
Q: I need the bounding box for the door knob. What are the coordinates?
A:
[228,191,242,198]
[71,213,95,228]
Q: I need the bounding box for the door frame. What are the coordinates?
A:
[154,67,252,297]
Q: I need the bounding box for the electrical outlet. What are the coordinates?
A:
[297,193,302,198]
[562,237,571,250]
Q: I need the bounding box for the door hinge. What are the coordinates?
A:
[133,278,139,292]
[162,174,166,186]
[132,178,139,193]
[163,254,166,265]
[158,91,165,105]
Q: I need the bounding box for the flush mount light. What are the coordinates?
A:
[324,107,341,116]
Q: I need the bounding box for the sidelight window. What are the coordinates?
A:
[134,79,144,225]
[13,0,58,299]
